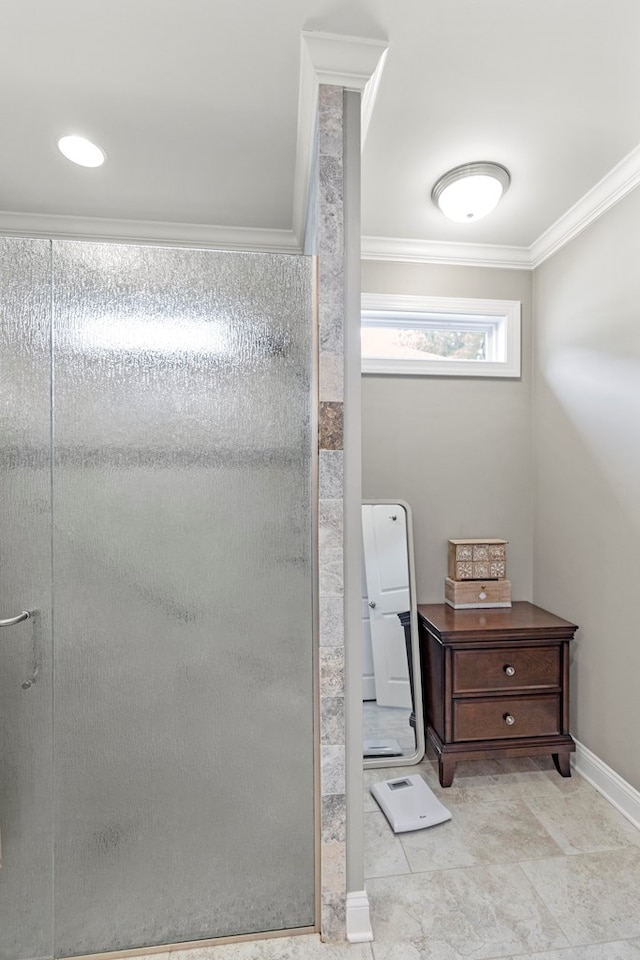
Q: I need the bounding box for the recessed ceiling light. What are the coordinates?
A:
[57,135,105,168]
[431,162,510,222]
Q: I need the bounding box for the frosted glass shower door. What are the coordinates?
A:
[0,239,316,960]
[52,243,315,957]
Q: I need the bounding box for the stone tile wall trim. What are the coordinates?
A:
[319,401,344,450]
[316,83,347,943]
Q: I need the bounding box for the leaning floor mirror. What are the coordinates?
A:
[362,500,425,768]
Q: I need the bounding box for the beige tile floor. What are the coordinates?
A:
[144,754,640,960]
[363,701,416,758]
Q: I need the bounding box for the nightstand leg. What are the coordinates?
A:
[552,751,572,777]
[439,757,456,788]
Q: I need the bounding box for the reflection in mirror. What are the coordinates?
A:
[362,500,425,768]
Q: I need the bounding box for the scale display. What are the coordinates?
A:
[370,774,452,833]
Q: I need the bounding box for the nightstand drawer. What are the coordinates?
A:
[452,646,560,694]
[453,695,561,741]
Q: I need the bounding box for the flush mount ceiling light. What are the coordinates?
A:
[431,162,510,223]
[57,135,105,167]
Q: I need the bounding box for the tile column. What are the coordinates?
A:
[316,82,347,942]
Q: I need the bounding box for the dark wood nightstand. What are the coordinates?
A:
[417,601,577,787]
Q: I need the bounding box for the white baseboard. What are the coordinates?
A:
[346,890,373,942]
[573,738,640,831]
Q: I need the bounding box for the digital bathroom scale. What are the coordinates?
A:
[370,774,452,833]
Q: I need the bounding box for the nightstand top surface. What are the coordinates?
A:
[417,600,578,639]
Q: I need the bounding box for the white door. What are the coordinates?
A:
[361,549,376,700]
[362,503,411,709]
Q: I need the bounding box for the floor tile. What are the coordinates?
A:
[400,798,563,872]
[364,810,411,879]
[521,846,640,945]
[367,864,569,959]
[418,755,588,805]
[506,939,640,959]
[363,702,415,755]
[169,935,373,959]
[525,787,640,854]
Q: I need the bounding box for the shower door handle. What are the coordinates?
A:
[0,611,31,627]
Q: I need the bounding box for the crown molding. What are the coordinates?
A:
[293,31,388,246]
[0,210,300,252]
[363,143,640,270]
[529,142,640,268]
[361,235,532,269]
[0,32,389,255]
[361,46,388,151]
[3,121,637,267]
[301,31,388,92]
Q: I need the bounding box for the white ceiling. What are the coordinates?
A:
[2,0,640,261]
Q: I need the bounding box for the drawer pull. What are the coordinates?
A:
[504,713,516,726]
[504,665,516,677]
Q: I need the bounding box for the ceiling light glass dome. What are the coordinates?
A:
[432,162,510,222]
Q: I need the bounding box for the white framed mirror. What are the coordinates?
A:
[362,499,425,768]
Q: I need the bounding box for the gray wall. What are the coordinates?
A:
[533,187,640,790]
[361,260,534,604]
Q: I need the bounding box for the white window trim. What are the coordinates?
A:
[361,294,521,378]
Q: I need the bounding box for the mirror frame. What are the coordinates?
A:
[362,498,425,769]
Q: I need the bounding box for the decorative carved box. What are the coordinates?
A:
[446,539,511,609]
[447,539,507,580]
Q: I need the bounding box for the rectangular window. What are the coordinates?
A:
[361,294,521,378]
